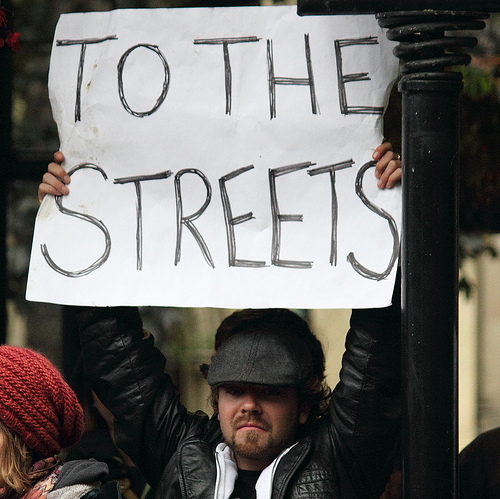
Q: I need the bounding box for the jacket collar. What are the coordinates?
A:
[178,439,217,498]
[178,436,312,499]
[270,437,312,499]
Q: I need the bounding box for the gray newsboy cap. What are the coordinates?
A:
[206,330,314,387]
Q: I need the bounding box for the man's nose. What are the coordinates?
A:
[241,393,262,414]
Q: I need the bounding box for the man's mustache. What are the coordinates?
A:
[232,416,271,432]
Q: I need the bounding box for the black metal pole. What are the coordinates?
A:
[297,1,496,497]
[400,70,461,498]
[0,0,13,346]
[378,12,487,496]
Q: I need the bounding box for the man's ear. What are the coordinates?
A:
[299,401,311,425]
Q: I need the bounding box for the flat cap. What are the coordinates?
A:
[207,329,314,387]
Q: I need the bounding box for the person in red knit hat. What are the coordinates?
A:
[0,345,119,499]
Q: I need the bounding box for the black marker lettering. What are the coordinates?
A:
[194,37,260,115]
[56,36,118,122]
[174,169,214,268]
[269,162,314,269]
[308,159,354,266]
[334,37,384,115]
[41,164,111,277]
[267,34,319,120]
[117,44,170,117]
[114,171,173,271]
[219,165,266,268]
[347,161,400,280]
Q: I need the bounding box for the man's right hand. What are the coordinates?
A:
[38,151,70,203]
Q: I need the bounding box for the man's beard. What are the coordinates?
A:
[226,416,297,464]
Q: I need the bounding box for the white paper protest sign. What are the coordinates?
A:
[26,6,401,309]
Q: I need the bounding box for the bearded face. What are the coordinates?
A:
[217,384,309,471]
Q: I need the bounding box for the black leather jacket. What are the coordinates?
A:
[78,297,400,499]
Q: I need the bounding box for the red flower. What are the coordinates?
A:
[0,7,20,52]
[6,31,20,52]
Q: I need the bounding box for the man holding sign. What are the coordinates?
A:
[37,144,402,499]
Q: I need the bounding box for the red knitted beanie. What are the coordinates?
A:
[0,345,84,458]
